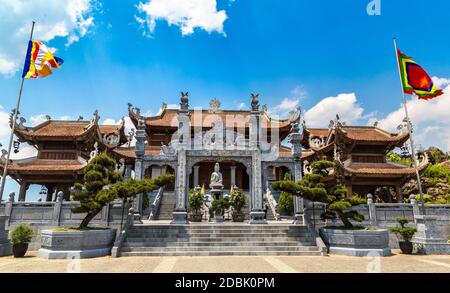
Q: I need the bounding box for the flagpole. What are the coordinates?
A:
[0,21,35,202]
[393,38,426,215]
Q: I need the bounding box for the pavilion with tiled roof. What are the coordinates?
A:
[301,117,428,202]
[0,111,129,201]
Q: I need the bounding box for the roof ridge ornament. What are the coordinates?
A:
[209,98,221,113]
[128,102,142,118]
[180,92,189,110]
[251,93,260,111]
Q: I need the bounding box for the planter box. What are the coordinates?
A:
[0,216,12,257]
[37,229,117,259]
[320,228,391,257]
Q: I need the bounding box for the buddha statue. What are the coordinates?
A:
[210,163,223,187]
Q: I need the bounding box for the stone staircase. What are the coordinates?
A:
[119,224,323,256]
[156,191,175,220]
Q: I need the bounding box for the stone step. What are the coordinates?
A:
[127,231,311,236]
[122,241,314,247]
[132,224,308,229]
[121,246,319,252]
[120,250,322,256]
[125,237,314,243]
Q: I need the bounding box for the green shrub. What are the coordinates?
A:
[386,152,413,166]
[229,188,247,214]
[10,224,34,245]
[211,197,231,215]
[278,191,294,215]
[423,164,450,180]
[188,188,204,214]
[389,217,417,242]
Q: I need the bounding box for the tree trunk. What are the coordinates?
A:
[79,210,101,228]
[336,210,353,228]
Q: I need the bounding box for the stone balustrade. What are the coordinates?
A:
[0,192,129,229]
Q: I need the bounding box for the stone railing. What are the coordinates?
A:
[264,188,280,221]
[306,194,450,232]
[148,187,164,220]
[111,207,135,258]
[0,192,129,229]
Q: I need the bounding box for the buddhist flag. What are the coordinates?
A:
[22,40,63,78]
[397,49,443,100]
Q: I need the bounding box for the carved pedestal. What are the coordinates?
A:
[412,215,450,254]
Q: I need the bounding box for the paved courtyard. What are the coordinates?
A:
[0,250,449,273]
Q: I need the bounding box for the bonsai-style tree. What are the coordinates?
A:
[72,153,174,228]
[389,217,417,243]
[72,153,122,228]
[272,160,366,228]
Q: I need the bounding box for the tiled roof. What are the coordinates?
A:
[3,159,85,172]
[336,126,409,143]
[341,162,417,175]
[17,121,93,138]
[306,128,329,137]
[112,146,161,159]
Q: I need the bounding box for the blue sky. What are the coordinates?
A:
[1,0,450,200]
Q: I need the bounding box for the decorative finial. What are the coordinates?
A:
[180,92,189,110]
[209,98,221,113]
[251,93,260,111]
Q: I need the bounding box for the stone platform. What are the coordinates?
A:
[118,222,323,257]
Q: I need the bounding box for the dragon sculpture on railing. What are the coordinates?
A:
[148,186,165,220]
[264,187,281,221]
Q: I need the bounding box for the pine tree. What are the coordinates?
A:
[272,160,365,228]
[72,153,174,228]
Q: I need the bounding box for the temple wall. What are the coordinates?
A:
[307,202,450,248]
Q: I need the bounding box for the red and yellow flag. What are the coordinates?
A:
[22,40,64,78]
[397,49,443,100]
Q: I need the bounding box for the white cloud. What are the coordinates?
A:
[304,93,366,127]
[136,0,228,37]
[0,105,38,160]
[237,102,246,110]
[0,106,10,146]
[377,77,450,151]
[0,0,96,77]
[268,85,307,118]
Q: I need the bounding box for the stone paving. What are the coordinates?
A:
[0,250,449,273]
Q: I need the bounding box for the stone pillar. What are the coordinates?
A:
[52,191,64,226]
[288,121,304,225]
[395,183,403,203]
[4,192,14,226]
[172,149,189,224]
[249,150,266,224]
[171,93,190,224]
[124,164,133,180]
[133,118,146,221]
[193,165,200,188]
[367,193,377,226]
[18,181,29,202]
[230,165,236,188]
[410,194,421,223]
[0,216,12,256]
